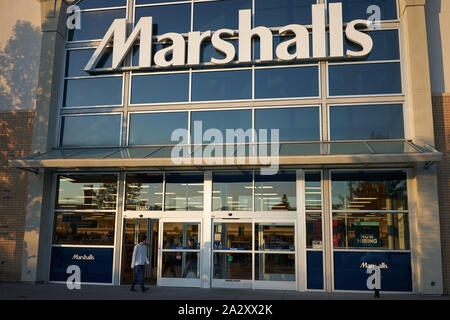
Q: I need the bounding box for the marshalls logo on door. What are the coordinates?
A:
[84,2,374,73]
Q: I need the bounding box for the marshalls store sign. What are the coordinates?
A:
[85,2,374,73]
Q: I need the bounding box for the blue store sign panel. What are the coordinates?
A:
[334,251,412,292]
[50,247,114,284]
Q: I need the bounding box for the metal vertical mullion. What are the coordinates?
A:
[322,169,333,292]
[162,172,166,212]
[202,171,212,288]
[296,169,306,291]
[113,172,125,285]
[252,221,255,288]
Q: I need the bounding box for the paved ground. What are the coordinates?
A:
[0,282,449,300]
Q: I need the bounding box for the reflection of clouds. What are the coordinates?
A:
[0,20,41,111]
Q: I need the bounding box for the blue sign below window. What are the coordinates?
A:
[50,247,114,284]
[334,251,412,292]
[307,251,324,290]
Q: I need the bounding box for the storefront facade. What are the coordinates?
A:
[13,0,444,294]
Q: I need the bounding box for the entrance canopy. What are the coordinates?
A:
[10,141,442,171]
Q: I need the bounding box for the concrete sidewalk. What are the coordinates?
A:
[0,282,449,300]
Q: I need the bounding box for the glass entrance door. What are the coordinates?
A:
[121,219,159,285]
[158,219,202,287]
[211,219,297,290]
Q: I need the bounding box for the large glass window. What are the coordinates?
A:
[63,77,123,107]
[76,0,127,10]
[331,170,410,250]
[191,70,252,101]
[333,212,409,250]
[56,175,118,210]
[135,4,191,35]
[343,29,400,62]
[331,171,408,211]
[328,62,402,96]
[328,0,398,23]
[65,48,114,78]
[165,173,204,211]
[213,171,253,211]
[255,107,320,142]
[254,0,315,27]
[194,0,251,31]
[125,174,164,211]
[68,9,126,42]
[254,171,296,211]
[190,109,252,144]
[128,112,188,146]
[329,104,404,141]
[53,211,116,245]
[255,66,319,99]
[60,114,121,147]
[130,73,189,104]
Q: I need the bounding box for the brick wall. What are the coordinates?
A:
[432,94,450,295]
[0,110,35,282]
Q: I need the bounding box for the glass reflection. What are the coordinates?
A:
[61,115,121,147]
[68,9,126,41]
[333,212,410,250]
[162,252,199,279]
[329,104,404,141]
[65,48,114,77]
[255,224,295,251]
[163,223,199,249]
[131,73,189,104]
[212,172,252,211]
[165,173,204,211]
[191,70,252,101]
[76,0,127,10]
[254,171,296,211]
[255,67,319,99]
[213,253,252,280]
[135,5,191,35]
[254,254,295,281]
[255,107,320,142]
[328,0,397,23]
[213,223,252,250]
[125,174,163,211]
[328,62,402,96]
[53,211,115,245]
[194,0,251,31]
[255,0,315,27]
[56,175,117,210]
[331,171,408,211]
[63,77,123,107]
[191,109,252,143]
[129,112,189,146]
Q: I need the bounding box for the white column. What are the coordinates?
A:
[201,171,212,288]
[296,170,307,291]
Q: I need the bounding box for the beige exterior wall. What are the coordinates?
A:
[0,0,41,111]
[426,0,450,94]
[426,0,450,295]
[0,1,41,282]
